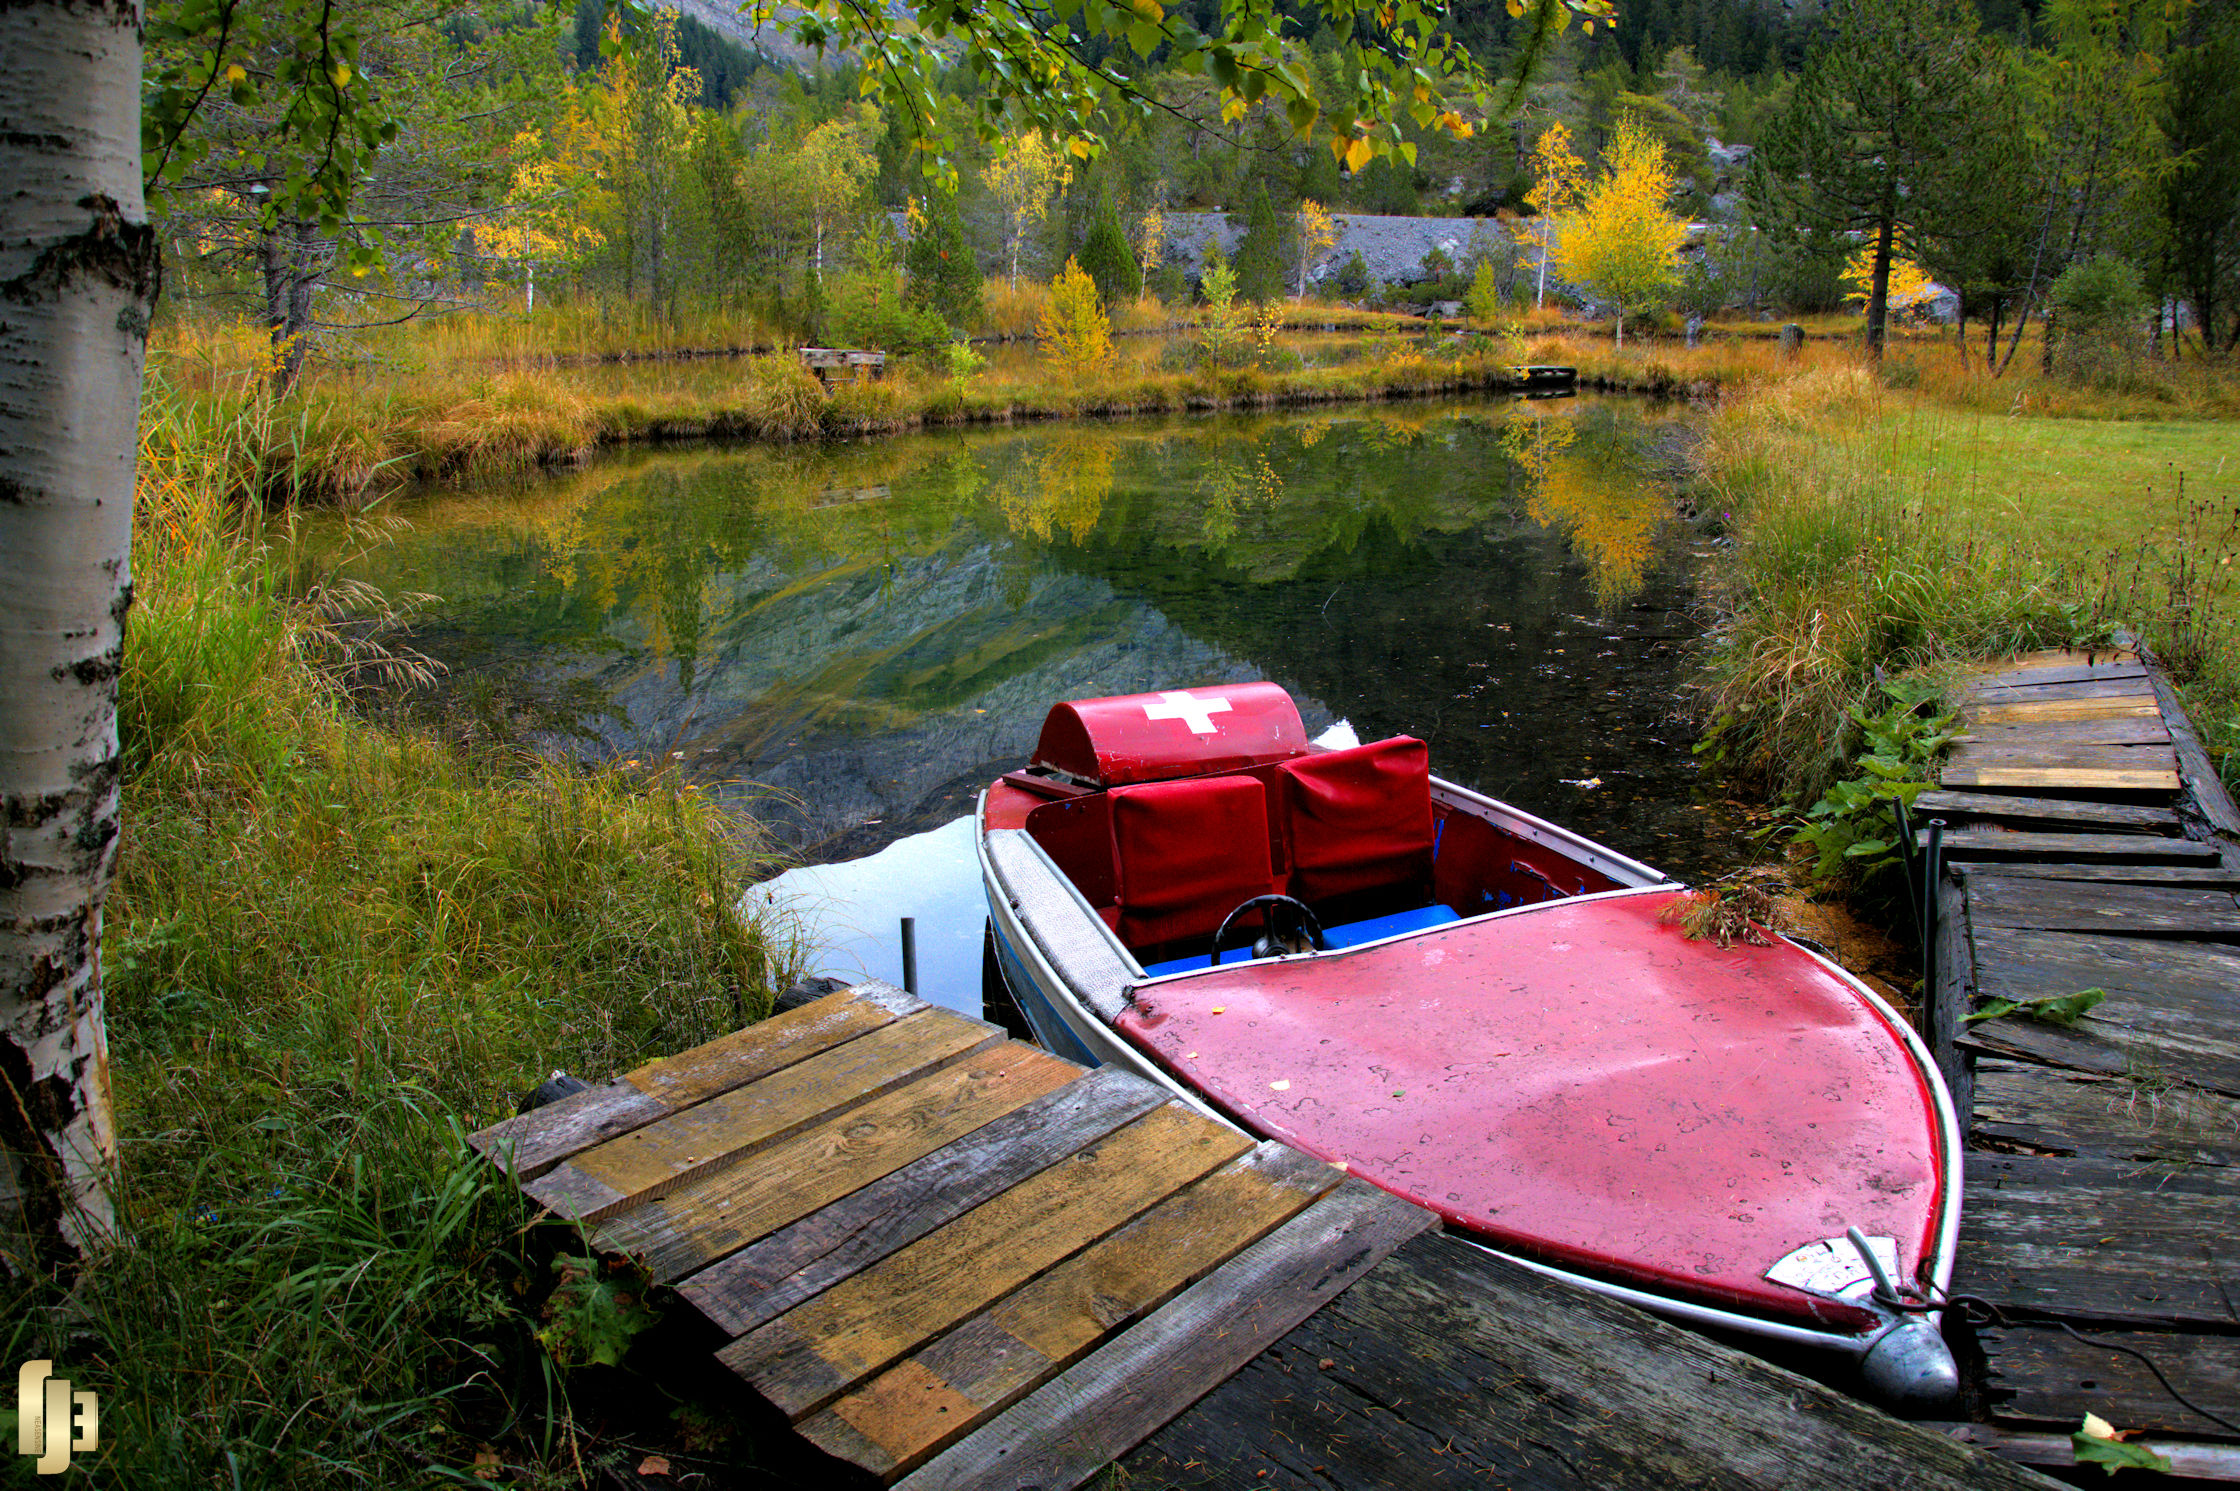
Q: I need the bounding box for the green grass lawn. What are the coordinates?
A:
[1877,410,2240,554]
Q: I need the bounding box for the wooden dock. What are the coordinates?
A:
[474,982,2065,1487]
[468,983,1435,1485]
[1920,647,2240,1478]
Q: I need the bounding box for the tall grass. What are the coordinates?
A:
[1,396,802,1485]
[1696,367,2083,802]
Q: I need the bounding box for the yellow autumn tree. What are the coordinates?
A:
[1522,122,1589,310]
[1293,199,1337,297]
[1136,194,1167,296]
[475,113,611,310]
[1554,115,1686,348]
[1842,246,1938,319]
[986,132,1073,289]
[1037,257,1113,370]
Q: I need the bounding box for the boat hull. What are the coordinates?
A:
[976,786,1961,1360]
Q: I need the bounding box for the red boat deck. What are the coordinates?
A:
[1116,888,1949,1333]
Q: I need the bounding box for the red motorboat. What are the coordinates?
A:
[978,682,1962,1405]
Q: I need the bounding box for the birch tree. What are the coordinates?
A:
[0,0,151,1274]
[986,132,1071,289]
[1554,115,1685,347]
[1294,199,1336,297]
[1522,122,1587,310]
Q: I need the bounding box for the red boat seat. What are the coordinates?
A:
[1110,775,1276,953]
[1276,736,1434,919]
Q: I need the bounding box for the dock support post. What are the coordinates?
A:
[1920,818,1945,1013]
[900,917,918,996]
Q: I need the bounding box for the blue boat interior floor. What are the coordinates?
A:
[1141,904,1461,978]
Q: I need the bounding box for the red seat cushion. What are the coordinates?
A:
[1110,775,1276,952]
[1277,737,1434,913]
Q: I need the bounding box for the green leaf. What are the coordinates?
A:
[2030,988,2107,1026]
[1966,989,2105,1027]
[1842,838,1891,858]
[2072,1433,2173,1475]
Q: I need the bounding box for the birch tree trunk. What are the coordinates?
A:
[0,0,149,1275]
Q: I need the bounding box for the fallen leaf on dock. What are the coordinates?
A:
[637,1453,673,1476]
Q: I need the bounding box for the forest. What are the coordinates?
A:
[145,0,2240,382]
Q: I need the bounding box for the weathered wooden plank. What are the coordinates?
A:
[1946,742,2178,770]
[1982,1327,2240,1437]
[593,1043,1080,1282]
[1958,679,2162,704]
[2143,646,2240,840]
[1958,862,2240,886]
[680,1065,1168,1338]
[1968,697,2164,725]
[527,1009,1003,1221]
[1940,763,2182,793]
[1115,1232,2059,1491]
[1933,1422,2240,1480]
[1964,874,2240,937]
[1973,648,2139,672]
[1970,1060,2240,1166]
[1954,1151,2240,1329]
[1913,790,2180,831]
[1938,830,2217,865]
[800,1143,1341,1480]
[1957,928,2240,1096]
[720,1103,1253,1420]
[1965,659,2151,690]
[469,982,925,1180]
[1952,718,2174,748]
[898,1179,1438,1491]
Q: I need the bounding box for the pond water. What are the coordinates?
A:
[325,395,1750,1012]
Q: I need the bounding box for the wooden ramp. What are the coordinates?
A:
[467,984,1433,1487]
[1921,648,2240,1478]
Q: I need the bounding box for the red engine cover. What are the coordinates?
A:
[1031,682,1308,788]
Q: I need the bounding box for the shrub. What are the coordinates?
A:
[1196,253,1247,368]
[1037,257,1114,370]
[1466,260,1505,325]
[1332,251,1372,299]
[2050,255,2149,385]
[828,273,951,354]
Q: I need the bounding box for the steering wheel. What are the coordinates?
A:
[1210,895,1327,967]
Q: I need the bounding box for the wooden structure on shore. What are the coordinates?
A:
[799,347,887,390]
[1915,647,2240,1479]
[472,983,2056,1488]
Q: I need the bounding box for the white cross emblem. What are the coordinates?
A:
[1142,690,1233,735]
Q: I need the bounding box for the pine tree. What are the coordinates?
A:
[1234,185,1287,304]
[1750,0,1990,357]
[904,191,984,329]
[1077,195,1142,306]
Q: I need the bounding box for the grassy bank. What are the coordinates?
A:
[1,420,803,1484]
[1691,359,2240,808]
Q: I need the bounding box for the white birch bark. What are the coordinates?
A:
[0,0,150,1271]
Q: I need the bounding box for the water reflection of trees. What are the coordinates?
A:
[331,401,1676,709]
[1501,402,1667,607]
